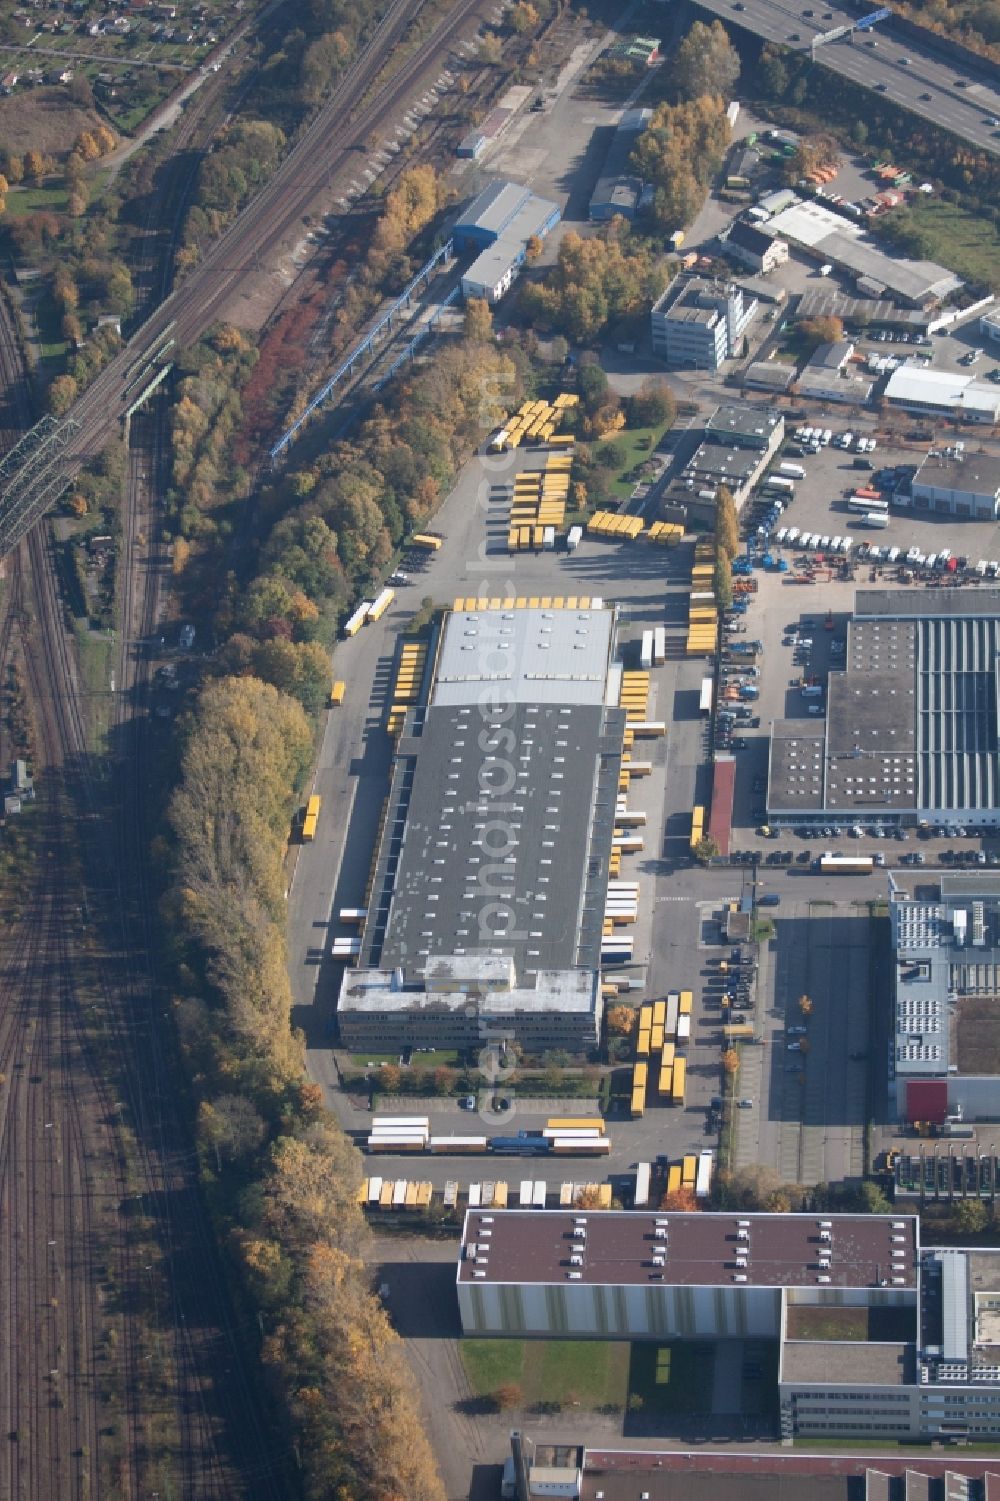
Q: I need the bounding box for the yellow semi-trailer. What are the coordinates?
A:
[672,1057,687,1106]
[412,533,442,550]
[667,1164,682,1195]
[330,679,346,706]
[546,1117,606,1132]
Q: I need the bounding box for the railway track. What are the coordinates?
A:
[0,278,293,1492]
[64,0,489,455]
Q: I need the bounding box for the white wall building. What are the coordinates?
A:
[912,451,1000,519]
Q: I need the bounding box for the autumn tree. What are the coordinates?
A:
[463,296,493,344]
[2,152,22,185]
[631,95,731,231]
[721,1048,740,1076]
[575,1185,607,1209]
[23,149,49,185]
[715,484,739,560]
[798,315,845,351]
[478,30,503,63]
[661,1185,698,1211]
[74,130,101,162]
[521,227,670,343]
[669,20,740,102]
[494,1383,524,1410]
[511,1,539,32]
[47,373,78,413]
[606,1004,637,1036]
[798,994,813,1017]
[714,551,733,611]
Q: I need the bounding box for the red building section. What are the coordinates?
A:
[707,756,736,858]
[906,1078,948,1126]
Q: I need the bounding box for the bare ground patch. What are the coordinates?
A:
[0,89,106,157]
[956,996,1000,1076]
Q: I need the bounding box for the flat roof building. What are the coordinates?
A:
[460,1210,1000,1444]
[891,874,1000,1125]
[456,179,561,306]
[912,451,1000,520]
[506,1446,1000,1501]
[651,275,756,371]
[762,198,962,307]
[705,403,784,450]
[767,591,1000,828]
[589,106,650,222]
[883,366,1000,425]
[338,602,626,1052]
[458,1210,918,1339]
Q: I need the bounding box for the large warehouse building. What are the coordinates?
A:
[337,601,627,1052]
[458,1209,1000,1442]
[767,590,1000,829]
[500,1442,1000,1501]
[892,873,1000,1127]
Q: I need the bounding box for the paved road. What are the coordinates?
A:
[691,0,1000,156]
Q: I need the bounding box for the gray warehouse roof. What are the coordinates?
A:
[705,403,783,444]
[432,604,615,707]
[771,596,1000,818]
[914,452,1000,498]
[373,699,625,980]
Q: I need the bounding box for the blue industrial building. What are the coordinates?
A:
[455,180,561,305]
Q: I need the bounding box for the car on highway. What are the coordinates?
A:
[900,55,912,64]
[875,81,887,90]
[920,92,932,101]
[737,1099,754,1109]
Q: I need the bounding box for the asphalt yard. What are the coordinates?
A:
[732,900,872,1188]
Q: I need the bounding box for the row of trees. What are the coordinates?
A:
[165,676,444,1500]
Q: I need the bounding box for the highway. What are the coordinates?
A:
[0,0,496,555]
[692,0,1000,157]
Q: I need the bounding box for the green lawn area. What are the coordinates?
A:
[461,1339,630,1409]
[898,199,1000,291]
[73,625,115,755]
[627,1341,715,1415]
[5,182,68,218]
[595,425,665,503]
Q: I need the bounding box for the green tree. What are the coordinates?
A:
[857,1180,891,1215]
[670,20,740,102]
[715,485,739,560]
[628,377,676,429]
[954,1199,989,1236]
[714,551,733,611]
